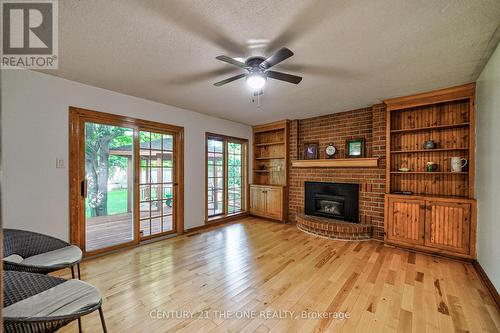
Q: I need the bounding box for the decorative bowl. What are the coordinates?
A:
[423,140,436,149]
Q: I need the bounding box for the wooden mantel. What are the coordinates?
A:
[291,158,379,168]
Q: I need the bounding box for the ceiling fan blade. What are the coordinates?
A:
[259,47,294,70]
[266,70,302,84]
[216,55,247,68]
[213,73,247,86]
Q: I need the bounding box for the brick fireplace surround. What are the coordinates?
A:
[288,104,386,240]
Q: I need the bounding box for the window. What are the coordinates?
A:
[206,134,248,219]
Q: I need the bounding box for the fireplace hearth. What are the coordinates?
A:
[305,182,359,223]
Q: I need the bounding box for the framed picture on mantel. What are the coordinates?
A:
[303,142,319,159]
[346,138,365,158]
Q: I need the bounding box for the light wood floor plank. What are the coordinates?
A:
[53,217,499,333]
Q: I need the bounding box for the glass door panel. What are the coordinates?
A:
[207,137,225,217]
[227,142,244,214]
[139,130,175,239]
[84,122,135,252]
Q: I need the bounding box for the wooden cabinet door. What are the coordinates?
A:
[250,186,266,216]
[425,201,471,254]
[265,187,283,220]
[386,197,425,245]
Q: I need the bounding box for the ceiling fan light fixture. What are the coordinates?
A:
[246,73,266,90]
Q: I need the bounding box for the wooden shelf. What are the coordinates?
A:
[390,122,470,133]
[391,171,468,174]
[388,193,475,201]
[254,170,270,173]
[292,158,379,168]
[255,141,285,147]
[390,147,469,153]
[255,156,285,160]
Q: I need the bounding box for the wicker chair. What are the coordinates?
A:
[3,229,83,279]
[3,271,107,333]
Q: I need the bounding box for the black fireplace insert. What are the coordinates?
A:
[304,182,359,223]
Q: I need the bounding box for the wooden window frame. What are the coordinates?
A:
[205,133,249,223]
[69,107,184,256]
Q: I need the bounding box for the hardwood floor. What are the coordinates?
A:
[54,217,500,333]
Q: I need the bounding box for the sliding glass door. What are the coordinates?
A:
[84,122,135,252]
[70,107,184,256]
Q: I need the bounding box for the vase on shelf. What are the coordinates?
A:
[426,162,438,172]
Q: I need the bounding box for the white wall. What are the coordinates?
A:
[1,69,252,241]
[476,43,500,290]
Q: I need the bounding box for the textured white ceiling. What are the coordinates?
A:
[42,0,500,125]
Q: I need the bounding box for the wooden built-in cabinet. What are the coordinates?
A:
[386,194,475,258]
[250,120,289,222]
[250,185,284,221]
[384,83,477,260]
[386,196,426,246]
[425,199,472,255]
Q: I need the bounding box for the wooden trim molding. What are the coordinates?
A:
[252,119,289,134]
[68,107,184,256]
[473,261,500,312]
[291,158,379,168]
[384,82,476,111]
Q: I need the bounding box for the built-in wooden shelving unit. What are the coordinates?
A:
[386,87,474,198]
[250,120,289,222]
[252,121,288,186]
[384,83,477,260]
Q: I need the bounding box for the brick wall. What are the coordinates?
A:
[288,104,387,239]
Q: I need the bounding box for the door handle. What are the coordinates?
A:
[81,179,87,198]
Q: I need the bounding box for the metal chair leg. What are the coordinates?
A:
[99,307,108,333]
[71,265,75,279]
[77,263,81,279]
[78,317,82,333]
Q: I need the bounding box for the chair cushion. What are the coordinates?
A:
[19,245,82,268]
[3,279,101,319]
[3,254,24,264]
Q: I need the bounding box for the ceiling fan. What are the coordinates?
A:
[213,47,302,91]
